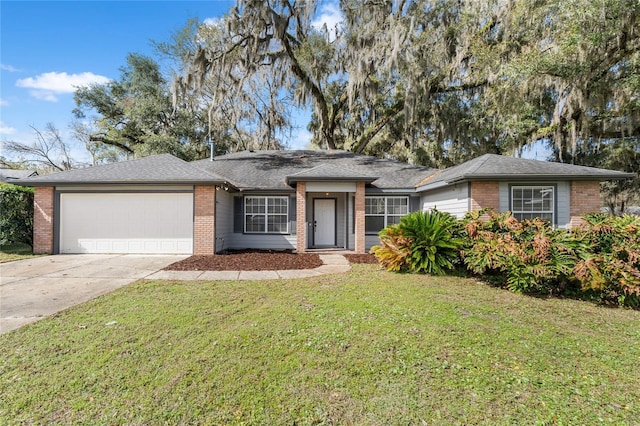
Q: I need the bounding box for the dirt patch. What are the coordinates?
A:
[344,253,378,264]
[164,250,324,271]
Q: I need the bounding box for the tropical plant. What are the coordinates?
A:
[397,210,463,275]
[369,225,413,272]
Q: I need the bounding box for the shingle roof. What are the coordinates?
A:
[417,154,635,190]
[194,150,434,190]
[0,169,37,182]
[286,164,378,183]
[13,154,225,186]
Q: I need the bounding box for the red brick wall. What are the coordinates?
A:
[296,182,306,253]
[470,181,500,213]
[569,181,601,228]
[33,186,54,254]
[354,181,365,254]
[193,185,215,255]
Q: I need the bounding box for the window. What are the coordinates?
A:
[511,186,554,223]
[365,196,409,233]
[245,196,289,233]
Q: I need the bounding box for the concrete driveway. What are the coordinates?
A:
[0,254,187,334]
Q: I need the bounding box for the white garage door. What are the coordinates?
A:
[59,192,193,254]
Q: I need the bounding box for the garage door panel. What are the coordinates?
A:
[60,193,194,254]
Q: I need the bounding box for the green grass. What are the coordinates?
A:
[0,242,42,263]
[1,265,639,425]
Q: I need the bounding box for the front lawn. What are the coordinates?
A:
[0,242,42,263]
[1,265,639,424]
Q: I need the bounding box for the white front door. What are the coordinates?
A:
[313,199,336,247]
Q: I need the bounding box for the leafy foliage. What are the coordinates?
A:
[460,210,640,307]
[460,210,581,293]
[370,210,462,275]
[572,213,640,305]
[74,53,219,161]
[399,210,463,275]
[369,225,413,272]
[0,183,34,247]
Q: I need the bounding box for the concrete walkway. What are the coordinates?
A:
[0,254,351,334]
[145,254,351,281]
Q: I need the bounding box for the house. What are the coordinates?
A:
[0,168,37,183]
[14,150,634,255]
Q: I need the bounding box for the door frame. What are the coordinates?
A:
[312,197,337,248]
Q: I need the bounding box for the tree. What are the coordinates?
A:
[3,123,75,172]
[74,53,217,161]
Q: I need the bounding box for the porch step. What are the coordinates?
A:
[318,254,351,266]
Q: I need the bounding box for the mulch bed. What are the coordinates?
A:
[344,253,378,264]
[164,250,323,271]
[164,250,379,271]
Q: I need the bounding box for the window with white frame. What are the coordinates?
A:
[245,196,289,233]
[365,196,409,233]
[511,186,554,223]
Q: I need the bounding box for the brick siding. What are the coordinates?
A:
[33,186,54,254]
[193,185,215,255]
[354,181,365,254]
[296,182,306,253]
[569,181,601,228]
[470,181,500,216]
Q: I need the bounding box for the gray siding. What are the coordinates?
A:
[215,189,234,252]
[366,235,381,251]
[225,194,296,250]
[498,181,571,228]
[420,183,469,219]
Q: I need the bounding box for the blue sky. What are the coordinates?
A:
[1,0,333,162]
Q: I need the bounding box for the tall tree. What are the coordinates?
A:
[74,53,217,160]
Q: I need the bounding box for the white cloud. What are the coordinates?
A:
[1,64,20,72]
[29,90,60,102]
[0,121,17,135]
[16,71,110,102]
[203,17,221,27]
[0,98,9,107]
[312,2,343,40]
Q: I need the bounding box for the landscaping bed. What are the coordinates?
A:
[164,250,324,271]
[164,250,378,271]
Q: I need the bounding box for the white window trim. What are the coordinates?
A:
[510,185,555,223]
[244,196,289,234]
[365,196,409,234]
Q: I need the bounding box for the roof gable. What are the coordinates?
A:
[286,163,378,183]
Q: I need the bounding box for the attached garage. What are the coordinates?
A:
[58,192,194,254]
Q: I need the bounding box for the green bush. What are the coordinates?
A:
[370,210,462,275]
[0,183,34,247]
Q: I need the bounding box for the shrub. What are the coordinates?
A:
[399,210,463,275]
[369,225,413,272]
[370,210,462,275]
[460,210,582,294]
[572,213,640,306]
[0,183,34,247]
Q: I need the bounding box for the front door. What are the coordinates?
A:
[313,199,336,247]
